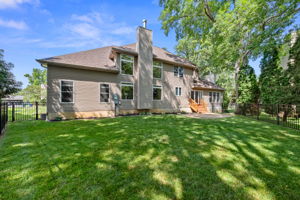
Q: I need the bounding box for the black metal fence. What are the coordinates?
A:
[0,102,8,135]
[6,102,47,122]
[236,104,300,131]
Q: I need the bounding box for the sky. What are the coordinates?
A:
[0,0,299,87]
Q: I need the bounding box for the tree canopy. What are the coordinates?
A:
[19,68,47,103]
[0,49,22,99]
[159,0,300,100]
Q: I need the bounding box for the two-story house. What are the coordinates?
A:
[36,24,224,120]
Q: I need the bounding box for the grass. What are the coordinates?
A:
[0,115,300,200]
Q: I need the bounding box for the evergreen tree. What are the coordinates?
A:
[259,48,284,104]
[280,31,300,104]
[237,64,259,104]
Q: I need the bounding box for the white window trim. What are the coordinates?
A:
[153,61,163,80]
[120,54,134,76]
[99,83,110,103]
[60,80,74,104]
[120,82,134,100]
[152,85,163,101]
[174,66,184,78]
[175,87,182,96]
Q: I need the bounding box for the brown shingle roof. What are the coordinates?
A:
[36,46,119,73]
[37,43,197,71]
[193,79,225,91]
[121,43,196,69]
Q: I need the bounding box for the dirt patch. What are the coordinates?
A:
[183,113,234,119]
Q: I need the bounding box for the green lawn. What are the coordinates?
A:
[0,115,299,200]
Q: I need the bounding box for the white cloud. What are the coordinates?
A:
[0,0,39,9]
[112,26,135,35]
[0,18,28,30]
[68,23,100,38]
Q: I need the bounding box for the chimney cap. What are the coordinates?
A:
[142,19,147,28]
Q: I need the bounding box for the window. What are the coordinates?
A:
[209,92,213,103]
[153,61,162,79]
[209,92,219,103]
[174,66,184,77]
[121,54,134,75]
[61,80,73,103]
[100,84,109,102]
[153,85,162,100]
[121,83,133,100]
[175,87,182,96]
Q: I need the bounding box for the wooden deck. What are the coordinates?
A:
[188,98,209,113]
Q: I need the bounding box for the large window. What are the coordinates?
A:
[61,80,73,103]
[153,61,162,79]
[153,85,162,100]
[174,66,184,77]
[175,87,182,96]
[121,82,134,100]
[209,92,220,103]
[100,84,109,102]
[121,54,134,75]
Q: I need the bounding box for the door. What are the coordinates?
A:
[191,90,202,104]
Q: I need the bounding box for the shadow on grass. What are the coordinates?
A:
[0,115,299,199]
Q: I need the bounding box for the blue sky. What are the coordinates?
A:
[0,0,299,87]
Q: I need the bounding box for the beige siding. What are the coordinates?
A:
[47,54,222,119]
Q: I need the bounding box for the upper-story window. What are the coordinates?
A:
[174,66,184,77]
[121,54,134,75]
[153,61,162,79]
[61,80,74,103]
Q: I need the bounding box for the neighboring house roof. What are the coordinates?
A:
[36,43,196,72]
[193,79,225,91]
[2,95,24,101]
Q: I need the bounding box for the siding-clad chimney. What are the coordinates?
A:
[136,24,153,109]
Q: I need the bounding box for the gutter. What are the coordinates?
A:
[36,59,120,74]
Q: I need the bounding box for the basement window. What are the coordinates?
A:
[100,84,110,102]
[121,54,134,75]
[153,61,162,79]
[153,85,162,100]
[61,80,73,103]
[121,82,134,100]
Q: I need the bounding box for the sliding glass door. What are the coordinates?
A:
[191,90,203,104]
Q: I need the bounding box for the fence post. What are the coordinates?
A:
[35,102,39,120]
[0,103,2,133]
[5,103,8,123]
[257,103,260,120]
[277,104,280,125]
[12,102,15,122]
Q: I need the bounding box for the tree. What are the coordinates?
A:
[237,64,259,104]
[280,31,300,104]
[259,47,284,104]
[159,0,300,101]
[0,49,22,98]
[24,68,47,86]
[20,68,47,103]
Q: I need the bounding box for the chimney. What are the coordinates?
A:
[136,20,153,109]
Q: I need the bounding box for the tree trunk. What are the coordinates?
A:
[234,59,241,112]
